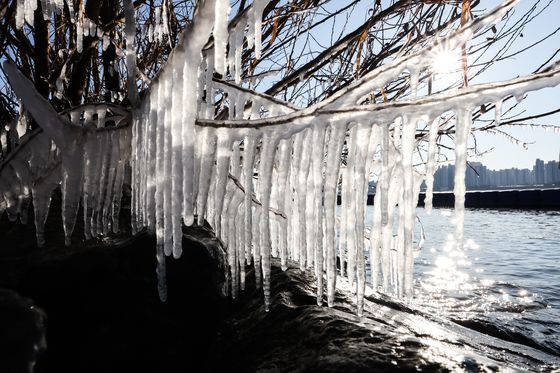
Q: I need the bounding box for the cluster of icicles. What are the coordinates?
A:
[4,0,560,315]
[127,0,560,313]
[14,0,74,29]
[14,0,108,55]
[146,3,171,44]
[0,100,130,248]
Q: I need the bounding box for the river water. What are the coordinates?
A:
[364,207,560,357]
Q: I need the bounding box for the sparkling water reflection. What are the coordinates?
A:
[364,207,560,355]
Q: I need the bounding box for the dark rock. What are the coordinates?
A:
[0,289,46,373]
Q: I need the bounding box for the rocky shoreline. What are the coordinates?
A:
[1,207,559,372]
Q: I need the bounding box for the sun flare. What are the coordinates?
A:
[432,47,461,75]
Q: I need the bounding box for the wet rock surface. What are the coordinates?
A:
[0,206,227,372]
[0,289,46,373]
[216,262,559,372]
[1,202,559,372]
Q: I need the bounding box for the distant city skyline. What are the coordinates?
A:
[432,158,560,192]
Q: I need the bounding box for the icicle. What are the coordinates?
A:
[40,0,48,20]
[82,131,100,239]
[252,0,267,60]
[102,34,110,51]
[311,126,326,304]
[258,133,278,311]
[161,0,170,39]
[344,126,358,288]
[228,188,244,298]
[324,122,347,308]
[61,147,85,246]
[124,0,139,106]
[275,139,290,270]
[16,106,28,138]
[102,131,120,235]
[351,123,372,313]
[170,50,187,259]
[83,19,90,37]
[182,56,201,227]
[24,0,36,28]
[269,163,279,258]
[242,135,256,268]
[228,16,247,84]
[252,206,262,288]
[364,126,380,287]
[368,171,383,291]
[162,77,173,256]
[380,124,391,224]
[289,133,304,261]
[304,165,314,269]
[409,71,419,97]
[424,118,439,214]
[400,116,417,298]
[237,204,246,290]
[214,0,230,75]
[213,130,232,238]
[154,78,167,258]
[156,241,167,302]
[494,99,502,126]
[16,0,25,29]
[89,18,97,37]
[381,150,400,294]
[67,0,75,21]
[76,18,83,53]
[196,128,217,225]
[297,129,312,270]
[93,131,112,238]
[453,109,473,249]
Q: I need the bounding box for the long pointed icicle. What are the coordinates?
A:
[344,127,358,288]
[258,133,278,311]
[275,139,290,270]
[424,117,439,214]
[171,47,186,259]
[297,129,312,270]
[401,116,417,298]
[352,122,372,314]
[311,126,326,305]
[242,135,258,278]
[162,78,173,257]
[124,0,138,106]
[324,122,347,308]
[453,109,473,249]
[214,0,230,75]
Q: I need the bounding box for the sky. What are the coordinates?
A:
[277,0,560,171]
[463,0,560,170]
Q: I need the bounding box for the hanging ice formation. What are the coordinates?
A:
[15,0,75,30]
[146,3,171,44]
[1,62,131,247]
[3,0,560,315]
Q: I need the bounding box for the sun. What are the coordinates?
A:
[431,46,461,75]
